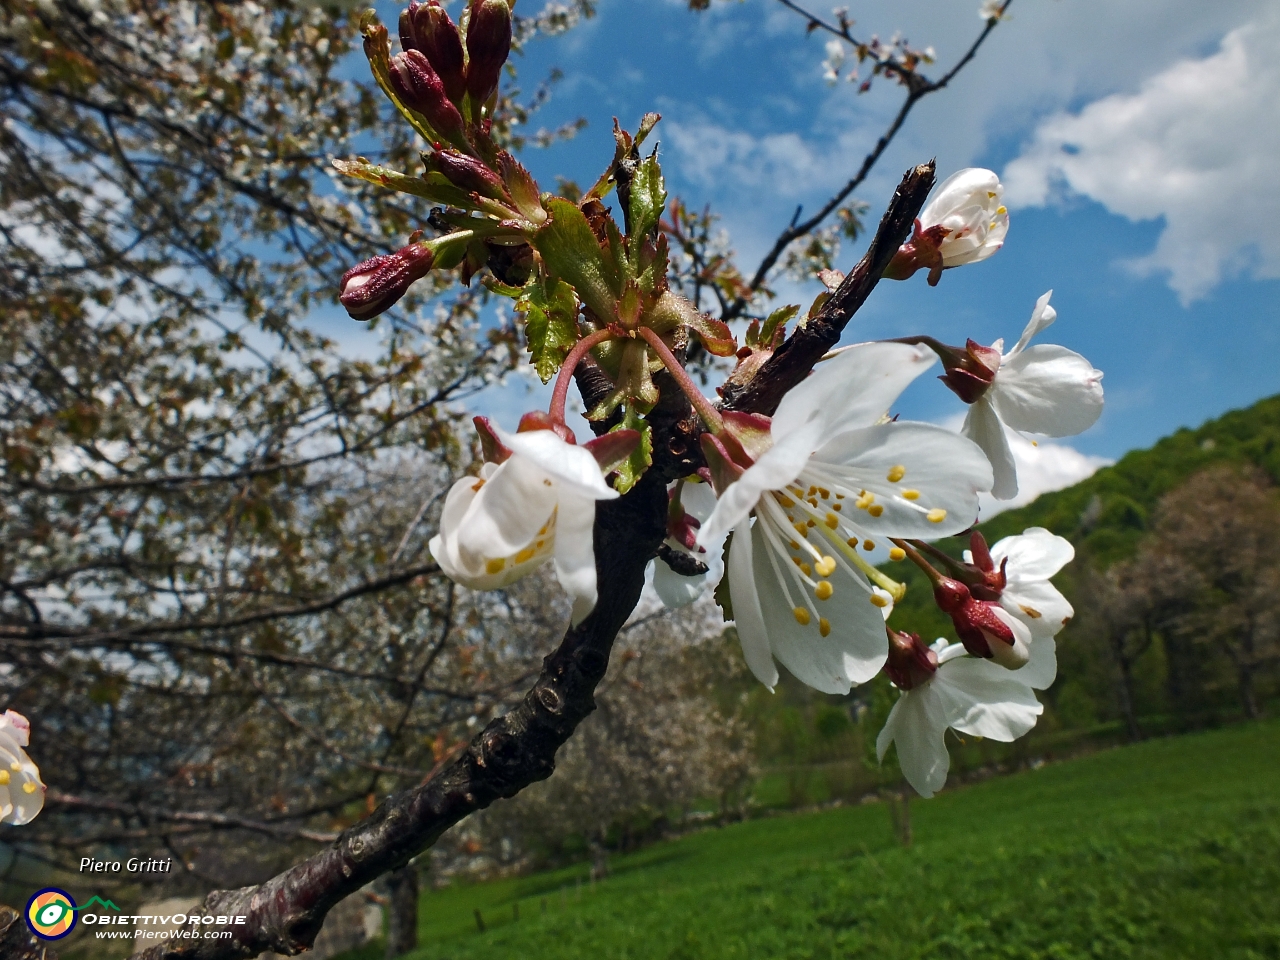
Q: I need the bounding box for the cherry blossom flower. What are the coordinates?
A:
[429,422,619,625]
[884,168,1009,285]
[961,291,1104,499]
[968,527,1073,690]
[877,636,1045,798]
[696,342,993,694]
[0,710,44,825]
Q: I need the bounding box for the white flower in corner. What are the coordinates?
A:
[877,636,1044,798]
[430,419,625,626]
[696,342,993,695]
[0,710,45,825]
[960,292,1104,500]
[885,168,1009,285]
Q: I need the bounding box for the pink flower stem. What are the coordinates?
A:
[549,329,617,426]
[635,327,726,434]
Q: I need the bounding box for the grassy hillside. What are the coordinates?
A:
[345,719,1280,960]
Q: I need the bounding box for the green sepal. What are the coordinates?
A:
[331,158,474,209]
[757,304,799,347]
[518,277,580,383]
[534,199,619,322]
[607,407,653,495]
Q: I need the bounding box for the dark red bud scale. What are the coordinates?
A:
[885,630,938,690]
[339,243,435,321]
[465,0,512,110]
[389,50,467,143]
[406,1,468,104]
[423,148,506,199]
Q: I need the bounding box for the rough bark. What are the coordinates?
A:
[134,161,937,960]
[0,905,59,960]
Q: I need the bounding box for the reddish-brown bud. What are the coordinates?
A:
[422,148,506,199]
[932,576,1028,668]
[465,0,512,108]
[339,243,435,321]
[517,410,576,444]
[402,1,468,104]
[885,629,938,690]
[389,49,467,142]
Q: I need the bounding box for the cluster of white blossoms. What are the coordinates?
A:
[0,710,45,825]
[427,167,1101,799]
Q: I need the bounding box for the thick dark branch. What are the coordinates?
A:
[135,472,668,960]
[721,161,936,416]
[0,905,57,960]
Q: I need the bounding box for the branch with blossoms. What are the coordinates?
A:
[15,1,1101,955]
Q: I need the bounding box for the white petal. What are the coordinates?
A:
[1001,580,1074,641]
[921,168,1001,226]
[935,658,1043,741]
[990,528,1075,581]
[812,421,992,538]
[552,493,600,626]
[962,398,1018,500]
[1005,290,1056,359]
[1015,635,1058,691]
[652,557,708,609]
[696,422,819,551]
[679,478,719,522]
[456,456,559,570]
[750,519,886,693]
[989,605,1033,669]
[726,519,779,691]
[991,345,1104,437]
[877,686,951,798]
[773,342,936,438]
[494,426,619,500]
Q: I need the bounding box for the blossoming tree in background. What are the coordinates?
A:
[0,1,1110,957]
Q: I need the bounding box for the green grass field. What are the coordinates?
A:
[358,720,1280,960]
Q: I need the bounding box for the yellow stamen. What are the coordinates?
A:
[800,562,813,577]
[538,522,550,536]
[868,504,884,517]
[790,540,801,550]
[889,547,906,562]
[793,607,811,626]
[815,581,833,601]
[794,523,809,539]
[819,617,831,637]
[0,771,8,785]
[806,518,816,527]
[824,512,839,529]
[902,489,920,500]
[847,537,858,548]
[22,781,36,794]
[870,592,889,608]
[886,465,906,482]
[808,498,819,507]
[543,479,553,487]
[471,479,486,492]
[807,486,817,496]
[835,492,845,500]
[485,558,505,574]
[833,502,843,512]
[792,556,802,567]
[818,487,831,499]
[927,508,947,523]
[863,539,875,551]
[1020,604,1043,619]
[815,556,836,577]
[778,494,796,508]
[515,547,537,564]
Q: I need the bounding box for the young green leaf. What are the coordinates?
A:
[534,199,620,322]
[518,277,580,382]
[628,153,667,260]
[608,407,653,495]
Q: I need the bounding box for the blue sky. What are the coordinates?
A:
[343,0,1280,512]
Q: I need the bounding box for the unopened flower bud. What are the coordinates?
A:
[402,1,468,104]
[339,242,435,321]
[885,629,938,690]
[423,148,506,199]
[932,576,1029,669]
[884,168,1008,285]
[389,49,467,143]
[465,0,512,109]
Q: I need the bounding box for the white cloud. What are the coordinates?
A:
[1002,10,1280,304]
